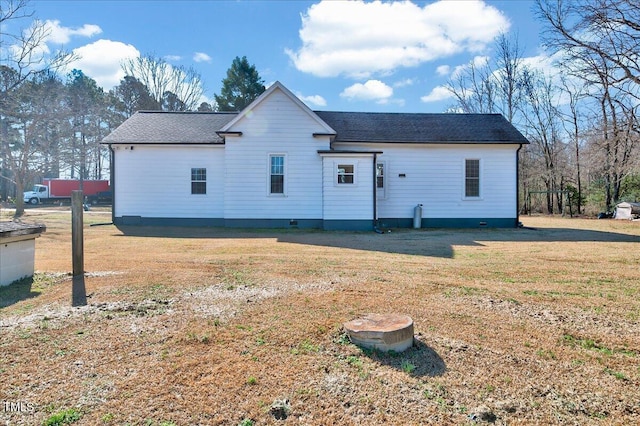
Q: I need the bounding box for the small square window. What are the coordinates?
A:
[191,168,206,194]
[337,164,354,184]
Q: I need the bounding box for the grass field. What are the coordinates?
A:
[1,209,639,425]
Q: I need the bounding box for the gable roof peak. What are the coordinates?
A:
[220,81,335,135]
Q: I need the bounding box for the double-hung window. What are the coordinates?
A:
[376,163,385,189]
[464,159,480,198]
[337,164,355,184]
[191,168,206,194]
[270,155,285,194]
[376,162,386,198]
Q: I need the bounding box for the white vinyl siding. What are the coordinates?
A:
[322,155,373,220]
[336,143,517,220]
[113,144,224,218]
[111,83,521,228]
[223,88,331,219]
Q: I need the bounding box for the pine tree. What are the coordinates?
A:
[214,56,265,111]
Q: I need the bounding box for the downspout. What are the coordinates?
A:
[373,153,382,233]
[108,144,115,224]
[516,144,522,228]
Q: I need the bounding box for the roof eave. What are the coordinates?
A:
[333,139,529,144]
[317,149,383,155]
[101,141,225,145]
[216,131,243,137]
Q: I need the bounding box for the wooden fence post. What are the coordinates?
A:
[71,190,86,306]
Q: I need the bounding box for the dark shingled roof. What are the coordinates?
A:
[102,110,528,146]
[314,111,529,144]
[102,111,238,144]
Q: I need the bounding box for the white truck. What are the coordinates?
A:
[23,179,110,205]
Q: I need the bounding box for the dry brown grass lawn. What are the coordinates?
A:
[1,209,639,425]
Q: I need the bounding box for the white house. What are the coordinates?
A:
[102,82,529,231]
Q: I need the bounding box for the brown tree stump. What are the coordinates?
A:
[343,313,414,352]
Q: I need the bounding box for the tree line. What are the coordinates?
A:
[0,0,264,216]
[447,0,639,215]
[1,55,264,216]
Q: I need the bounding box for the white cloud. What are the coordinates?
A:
[296,92,327,107]
[193,52,212,63]
[44,20,102,44]
[521,53,559,78]
[286,0,509,78]
[340,80,393,103]
[9,19,102,65]
[68,39,140,89]
[421,85,453,103]
[450,55,491,78]
[393,78,416,88]
[436,65,450,76]
[164,55,182,61]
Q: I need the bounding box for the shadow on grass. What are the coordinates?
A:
[114,224,640,259]
[0,276,40,309]
[360,338,446,378]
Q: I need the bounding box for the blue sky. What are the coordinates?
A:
[24,0,545,113]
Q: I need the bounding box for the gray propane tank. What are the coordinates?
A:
[413,204,423,229]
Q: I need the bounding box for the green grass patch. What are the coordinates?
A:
[604,368,629,381]
[291,339,320,355]
[346,355,363,368]
[561,334,636,357]
[401,360,416,374]
[536,349,556,360]
[43,408,82,425]
[0,273,64,309]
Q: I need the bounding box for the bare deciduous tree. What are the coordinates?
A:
[494,33,524,123]
[536,0,640,87]
[122,54,204,111]
[559,77,587,214]
[446,33,525,121]
[0,0,75,216]
[536,0,640,211]
[447,56,496,114]
[520,69,567,213]
[0,0,76,90]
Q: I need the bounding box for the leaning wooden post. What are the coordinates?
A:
[71,190,87,306]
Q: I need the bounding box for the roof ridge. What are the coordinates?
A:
[136,110,238,115]
[314,110,505,117]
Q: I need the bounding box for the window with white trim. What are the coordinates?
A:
[269,155,285,194]
[464,159,480,198]
[191,168,206,194]
[337,164,355,184]
[376,162,385,189]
